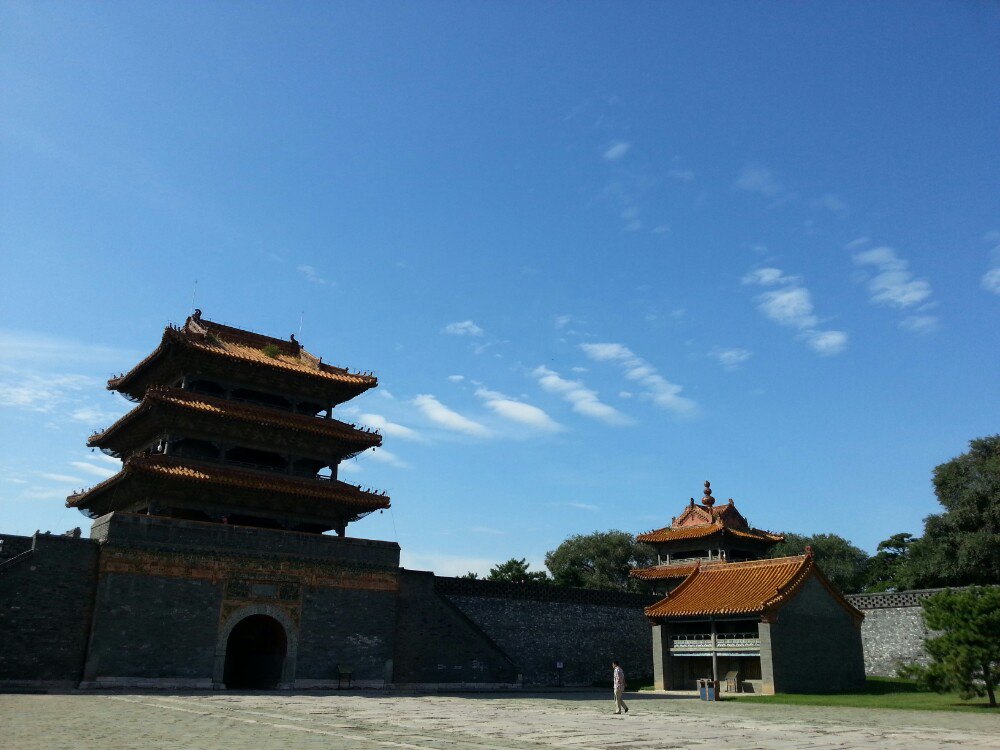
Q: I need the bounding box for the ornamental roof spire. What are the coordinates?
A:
[702,480,715,507]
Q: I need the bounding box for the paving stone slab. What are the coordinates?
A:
[2,690,999,750]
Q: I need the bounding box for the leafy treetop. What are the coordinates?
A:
[544,530,655,592]
[900,586,1000,707]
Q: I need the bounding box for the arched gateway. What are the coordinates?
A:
[223,615,286,688]
[214,606,298,689]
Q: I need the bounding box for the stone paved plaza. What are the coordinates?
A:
[4,690,1000,750]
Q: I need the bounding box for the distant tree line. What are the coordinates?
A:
[463,435,1000,595]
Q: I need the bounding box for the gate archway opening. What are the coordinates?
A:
[223,614,288,689]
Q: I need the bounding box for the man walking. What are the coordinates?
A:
[612,660,629,715]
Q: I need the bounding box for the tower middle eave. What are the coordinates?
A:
[88,386,382,460]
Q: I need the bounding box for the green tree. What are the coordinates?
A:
[900,586,1000,707]
[544,530,655,591]
[904,435,1000,588]
[768,532,869,593]
[862,532,915,592]
[486,558,549,583]
[457,571,479,580]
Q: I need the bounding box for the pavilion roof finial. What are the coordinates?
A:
[702,480,715,507]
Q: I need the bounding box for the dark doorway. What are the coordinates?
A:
[223,615,287,689]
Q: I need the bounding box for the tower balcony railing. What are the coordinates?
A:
[669,632,760,652]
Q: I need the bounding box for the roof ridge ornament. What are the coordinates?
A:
[702,480,715,507]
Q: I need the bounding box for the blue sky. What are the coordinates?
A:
[1,2,998,575]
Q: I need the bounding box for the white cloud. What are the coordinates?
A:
[442,320,484,337]
[69,461,117,479]
[900,315,941,335]
[37,472,85,484]
[0,371,95,412]
[365,447,410,469]
[0,331,136,367]
[531,366,632,426]
[70,406,119,423]
[982,236,1000,295]
[602,141,630,161]
[565,502,599,511]
[734,165,783,197]
[743,266,848,356]
[804,330,849,356]
[982,268,1000,295]
[359,413,421,441]
[447,375,465,383]
[554,315,573,330]
[709,348,752,370]
[338,461,363,475]
[812,193,848,216]
[741,268,799,287]
[854,246,933,309]
[412,394,491,438]
[579,343,697,417]
[757,287,819,330]
[296,265,326,284]
[468,526,505,536]
[844,237,871,250]
[89,453,123,467]
[474,388,563,433]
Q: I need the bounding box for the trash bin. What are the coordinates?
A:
[697,678,720,701]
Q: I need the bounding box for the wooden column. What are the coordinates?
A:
[710,617,719,682]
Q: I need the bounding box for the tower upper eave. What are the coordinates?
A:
[108,312,377,404]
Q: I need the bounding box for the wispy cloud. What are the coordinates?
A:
[900,315,941,335]
[741,268,800,287]
[709,347,752,371]
[602,141,630,161]
[474,388,563,433]
[447,375,465,383]
[853,246,938,334]
[296,265,326,285]
[734,165,784,198]
[531,366,631,426]
[743,267,848,356]
[853,247,933,309]
[37,472,85,484]
[667,168,695,182]
[0,371,95,412]
[983,268,1000,295]
[365,447,410,469]
[579,343,697,417]
[442,320,484,337]
[69,461,117,479]
[468,525,505,536]
[982,231,1000,296]
[412,394,491,438]
[811,193,849,217]
[564,502,599,511]
[359,413,421,441]
[0,331,136,367]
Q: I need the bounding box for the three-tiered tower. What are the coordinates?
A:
[69,310,389,536]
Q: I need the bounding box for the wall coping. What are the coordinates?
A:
[435,576,660,607]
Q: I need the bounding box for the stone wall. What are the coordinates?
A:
[436,577,657,687]
[0,533,99,687]
[846,589,941,677]
[391,572,518,687]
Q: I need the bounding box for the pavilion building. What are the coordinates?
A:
[632,482,866,694]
